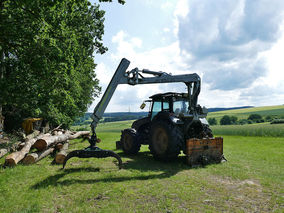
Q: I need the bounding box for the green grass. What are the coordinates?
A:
[208,105,284,122]
[212,123,284,137]
[0,120,283,212]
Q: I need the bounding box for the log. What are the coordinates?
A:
[55,141,69,164]
[55,143,64,150]
[17,142,26,151]
[25,130,40,140]
[5,133,48,166]
[0,148,8,159]
[22,147,54,164]
[33,131,89,151]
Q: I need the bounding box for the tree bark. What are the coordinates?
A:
[55,141,69,164]
[33,131,89,151]
[25,130,40,140]
[22,147,54,164]
[5,133,48,166]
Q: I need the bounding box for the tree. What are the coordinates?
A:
[220,115,231,125]
[248,114,263,123]
[208,117,217,125]
[0,0,123,131]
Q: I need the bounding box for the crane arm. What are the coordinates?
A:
[91,58,201,138]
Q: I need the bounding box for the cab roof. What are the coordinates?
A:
[149,92,188,100]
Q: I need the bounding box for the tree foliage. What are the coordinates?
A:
[0,0,123,130]
[208,117,217,125]
[220,115,238,125]
[248,114,263,123]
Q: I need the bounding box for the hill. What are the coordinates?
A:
[207,105,284,121]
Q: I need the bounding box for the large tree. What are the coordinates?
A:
[0,0,123,130]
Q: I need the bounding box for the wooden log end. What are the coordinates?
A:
[33,139,47,151]
[22,153,37,165]
[55,152,67,164]
[4,158,16,167]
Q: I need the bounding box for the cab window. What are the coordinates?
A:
[151,101,161,119]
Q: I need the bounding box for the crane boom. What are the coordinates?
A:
[91,58,201,135]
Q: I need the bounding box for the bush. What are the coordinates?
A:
[220,115,239,125]
[248,114,263,123]
[271,119,284,124]
[208,118,217,125]
[265,115,273,122]
[238,119,249,125]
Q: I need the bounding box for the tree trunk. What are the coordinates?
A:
[22,147,54,164]
[55,141,69,164]
[5,133,48,166]
[33,131,89,151]
[0,49,4,132]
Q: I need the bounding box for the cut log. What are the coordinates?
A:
[17,142,26,151]
[22,147,54,164]
[0,148,8,159]
[33,131,89,151]
[55,143,64,150]
[5,133,48,166]
[25,130,40,140]
[55,141,69,164]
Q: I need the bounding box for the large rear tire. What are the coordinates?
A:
[149,121,183,160]
[120,128,141,154]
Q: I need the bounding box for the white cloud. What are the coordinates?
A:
[175,0,284,106]
[90,0,284,113]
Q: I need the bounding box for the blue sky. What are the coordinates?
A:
[90,0,284,112]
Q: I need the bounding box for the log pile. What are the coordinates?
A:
[2,129,90,167]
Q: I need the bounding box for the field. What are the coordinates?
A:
[1,117,284,212]
[207,105,284,122]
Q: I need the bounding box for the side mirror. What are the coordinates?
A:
[140,102,146,109]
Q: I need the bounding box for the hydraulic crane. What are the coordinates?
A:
[63,58,224,169]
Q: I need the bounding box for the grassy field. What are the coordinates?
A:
[207,105,284,122]
[0,120,283,212]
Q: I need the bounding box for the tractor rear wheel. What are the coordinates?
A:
[149,121,183,160]
[120,128,141,154]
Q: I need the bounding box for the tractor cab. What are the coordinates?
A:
[148,92,189,119]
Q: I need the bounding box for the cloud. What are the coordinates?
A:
[91,31,190,112]
[176,0,284,91]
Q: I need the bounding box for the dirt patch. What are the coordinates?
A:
[204,175,276,212]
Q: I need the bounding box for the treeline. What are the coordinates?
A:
[73,112,148,125]
[208,114,284,126]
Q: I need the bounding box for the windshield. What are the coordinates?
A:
[173,100,188,115]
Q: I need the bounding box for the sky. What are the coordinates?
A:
[89,0,284,113]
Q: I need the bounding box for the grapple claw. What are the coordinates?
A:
[63,147,122,169]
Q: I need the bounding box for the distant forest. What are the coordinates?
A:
[73,106,253,125]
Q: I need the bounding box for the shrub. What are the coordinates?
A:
[220,115,238,125]
[208,118,217,125]
[271,119,284,124]
[248,114,263,123]
[220,115,231,125]
[238,119,249,125]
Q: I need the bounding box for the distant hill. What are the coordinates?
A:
[207,105,284,122]
[208,106,253,112]
[74,106,254,125]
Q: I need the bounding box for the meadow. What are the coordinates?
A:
[0,106,283,212]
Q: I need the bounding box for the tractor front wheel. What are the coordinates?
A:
[120,128,141,154]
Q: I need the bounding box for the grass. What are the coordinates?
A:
[207,105,284,122]
[212,123,284,137]
[0,120,283,212]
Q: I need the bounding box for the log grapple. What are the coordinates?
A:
[63,134,122,169]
